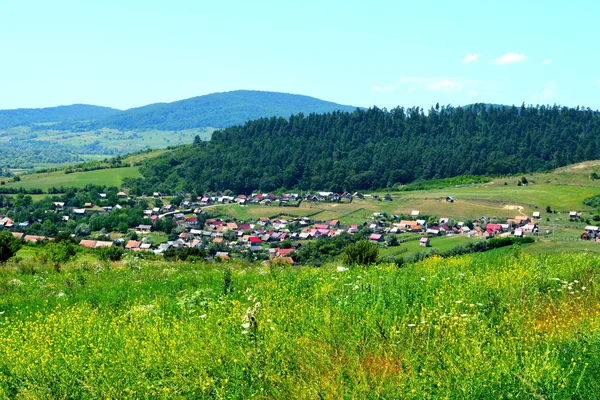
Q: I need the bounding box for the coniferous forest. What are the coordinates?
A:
[125,104,600,194]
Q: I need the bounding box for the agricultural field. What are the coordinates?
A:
[1,251,599,398]
[1,167,141,191]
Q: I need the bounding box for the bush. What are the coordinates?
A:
[43,242,78,271]
[98,246,125,262]
[0,232,22,263]
[342,241,379,266]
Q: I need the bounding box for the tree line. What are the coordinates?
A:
[123,104,600,195]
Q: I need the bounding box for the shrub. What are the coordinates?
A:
[43,241,78,271]
[0,231,22,263]
[98,246,125,262]
[342,241,379,266]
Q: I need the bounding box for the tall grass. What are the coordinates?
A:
[0,251,599,398]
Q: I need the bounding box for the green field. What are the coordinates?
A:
[1,251,599,398]
[2,167,141,191]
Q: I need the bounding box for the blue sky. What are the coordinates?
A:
[1,0,599,110]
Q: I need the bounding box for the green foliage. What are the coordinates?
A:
[342,240,380,266]
[583,194,600,208]
[129,104,600,194]
[0,231,22,263]
[43,241,78,269]
[97,246,125,262]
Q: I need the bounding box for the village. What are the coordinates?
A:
[2,189,598,264]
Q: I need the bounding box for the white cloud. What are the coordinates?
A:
[462,53,480,64]
[397,77,502,95]
[372,85,396,92]
[541,59,552,65]
[428,79,463,91]
[492,52,527,65]
[532,80,560,102]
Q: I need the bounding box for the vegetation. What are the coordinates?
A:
[342,240,380,266]
[0,251,599,397]
[0,104,120,129]
[81,90,359,131]
[127,104,600,194]
[0,232,21,263]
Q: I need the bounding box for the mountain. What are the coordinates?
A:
[123,104,600,195]
[0,104,122,129]
[86,90,360,130]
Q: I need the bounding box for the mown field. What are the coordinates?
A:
[0,251,599,398]
[2,167,141,191]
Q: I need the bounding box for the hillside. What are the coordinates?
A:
[1,251,599,397]
[0,104,121,129]
[83,90,359,130]
[0,91,360,169]
[125,104,600,194]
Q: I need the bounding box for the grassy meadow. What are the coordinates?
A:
[0,251,599,398]
[2,167,141,191]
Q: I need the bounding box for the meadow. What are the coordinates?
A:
[0,251,599,398]
[1,167,141,191]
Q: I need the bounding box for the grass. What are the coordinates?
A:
[0,251,599,398]
[1,167,141,191]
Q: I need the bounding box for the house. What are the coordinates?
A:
[276,248,296,257]
[24,235,50,243]
[384,194,393,201]
[215,251,230,259]
[140,243,152,250]
[84,202,93,208]
[248,236,263,251]
[514,215,529,225]
[514,229,523,237]
[137,224,152,232]
[79,240,97,249]
[420,237,430,247]
[522,223,538,233]
[411,210,420,217]
[98,193,107,199]
[532,211,541,219]
[348,225,359,234]
[53,202,65,209]
[569,211,581,219]
[11,232,24,240]
[117,191,128,198]
[426,228,440,236]
[95,241,113,248]
[125,240,141,250]
[73,209,85,215]
[486,224,503,235]
[328,220,340,229]
[369,233,383,242]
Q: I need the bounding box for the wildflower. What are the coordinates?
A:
[241,323,250,329]
[199,314,207,318]
[582,286,587,291]
[337,266,349,272]
[455,300,463,304]
[8,279,23,286]
[408,323,416,327]
[421,277,426,281]
[56,292,66,298]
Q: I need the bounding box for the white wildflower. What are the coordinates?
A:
[337,266,349,272]
[408,323,416,327]
[421,277,426,281]
[455,300,463,304]
[199,314,207,318]
[57,292,66,298]
[242,330,249,335]
[241,323,251,329]
[582,286,587,291]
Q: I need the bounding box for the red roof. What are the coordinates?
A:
[249,236,262,244]
[277,248,295,256]
[369,234,383,241]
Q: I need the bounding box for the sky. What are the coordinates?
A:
[1,0,599,111]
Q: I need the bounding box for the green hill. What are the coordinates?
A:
[0,104,121,129]
[125,104,600,194]
[84,90,360,130]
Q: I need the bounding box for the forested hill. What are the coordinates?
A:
[0,104,121,129]
[124,104,600,195]
[86,90,359,130]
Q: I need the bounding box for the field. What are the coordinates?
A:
[1,167,141,191]
[1,251,599,398]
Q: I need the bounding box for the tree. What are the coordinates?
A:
[75,223,91,237]
[385,234,399,246]
[43,242,78,271]
[0,232,22,263]
[342,241,379,266]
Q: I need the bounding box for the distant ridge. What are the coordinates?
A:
[0,104,121,129]
[88,90,360,130]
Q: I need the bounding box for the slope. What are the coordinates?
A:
[86,90,360,130]
[0,104,122,129]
